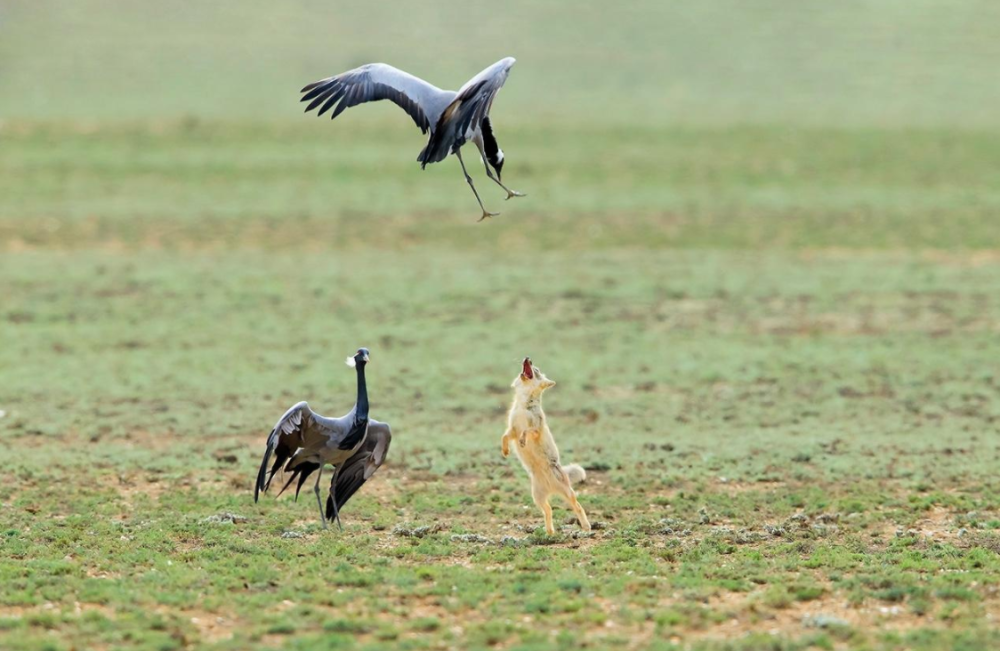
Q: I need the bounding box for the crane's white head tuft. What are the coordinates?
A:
[346,347,370,367]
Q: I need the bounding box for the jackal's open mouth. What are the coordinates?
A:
[522,357,533,379]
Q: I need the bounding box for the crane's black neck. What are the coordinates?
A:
[481,117,501,168]
[354,362,369,423]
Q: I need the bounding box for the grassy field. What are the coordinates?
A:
[4,2,1000,651]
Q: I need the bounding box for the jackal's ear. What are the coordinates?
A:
[541,379,556,390]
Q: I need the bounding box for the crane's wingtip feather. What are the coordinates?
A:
[255,446,272,502]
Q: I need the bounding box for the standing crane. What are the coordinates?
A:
[254,348,391,530]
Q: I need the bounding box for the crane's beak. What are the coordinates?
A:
[347,352,369,367]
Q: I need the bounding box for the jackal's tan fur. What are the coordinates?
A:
[501,358,590,535]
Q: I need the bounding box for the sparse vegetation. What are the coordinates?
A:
[3,2,1000,650]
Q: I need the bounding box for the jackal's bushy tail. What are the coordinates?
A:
[563,464,586,484]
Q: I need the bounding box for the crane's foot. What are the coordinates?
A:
[320,517,329,531]
[504,190,526,200]
[478,210,500,222]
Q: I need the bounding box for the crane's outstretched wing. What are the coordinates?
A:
[300,63,441,133]
[325,420,392,519]
[418,57,515,167]
[254,402,336,502]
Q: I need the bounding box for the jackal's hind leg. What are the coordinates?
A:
[557,477,591,532]
[532,486,556,535]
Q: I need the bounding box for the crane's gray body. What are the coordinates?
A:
[266,401,371,469]
[254,353,392,528]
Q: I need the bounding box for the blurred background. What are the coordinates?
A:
[5,1,1000,126]
[4,0,1000,247]
[4,0,1000,236]
[3,0,1000,465]
[3,0,1000,471]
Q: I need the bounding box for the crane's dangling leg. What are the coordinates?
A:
[312,466,328,530]
[476,141,526,201]
[455,148,499,222]
[328,465,344,532]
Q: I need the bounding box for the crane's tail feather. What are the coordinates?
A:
[275,462,319,501]
[563,464,586,484]
[294,463,319,501]
[416,142,437,169]
[276,470,299,498]
[417,134,461,169]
